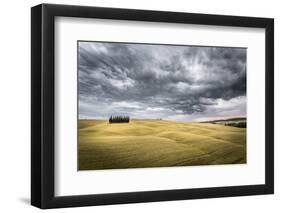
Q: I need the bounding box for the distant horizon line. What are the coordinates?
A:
[79,115,246,122]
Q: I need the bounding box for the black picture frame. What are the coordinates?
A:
[31,3,274,209]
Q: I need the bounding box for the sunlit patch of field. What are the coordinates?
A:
[78,119,246,170]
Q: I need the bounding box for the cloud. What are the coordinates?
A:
[78,41,246,121]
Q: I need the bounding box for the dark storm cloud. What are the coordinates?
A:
[78,41,246,121]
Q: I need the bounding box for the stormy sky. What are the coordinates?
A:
[78,41,246,121]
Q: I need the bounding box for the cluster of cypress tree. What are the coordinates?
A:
[224,122,246,128]
[109,115,130,123]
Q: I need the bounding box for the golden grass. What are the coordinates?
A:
[78,119,246,170]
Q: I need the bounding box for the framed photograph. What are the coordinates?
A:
[31,4,274,209]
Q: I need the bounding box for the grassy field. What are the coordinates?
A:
[78,119,246,170]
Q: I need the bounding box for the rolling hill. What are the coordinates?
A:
[78,119,246,170]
